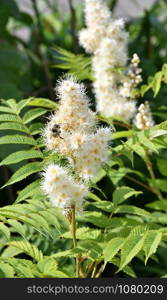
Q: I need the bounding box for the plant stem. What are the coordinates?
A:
[125,175,154,193]
[68,0,78,53]
[71,206,79,277]
[145,158,163,200]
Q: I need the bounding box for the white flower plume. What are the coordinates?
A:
[134,101,154,130]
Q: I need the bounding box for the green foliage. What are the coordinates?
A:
[0,0,167,279]
[141,64,167,97]
[52,47,92,80]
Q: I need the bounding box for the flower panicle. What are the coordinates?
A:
[134,101,154,130]
[42,77,111,215]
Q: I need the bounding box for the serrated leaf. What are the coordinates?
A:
[119,233,146,271]
[104,237,125,262]
[0,122,28,133]
[6,99,18,113]
[16,99,31,113]
[0,114,21,123]
[16,179,41,202]
[0,135,36,145]
[90,201,114,212]
[23,108,47,124]
[113,186,142,205]
[0,106,14,114]
[62,227,102,241]
[146,199,167,212]
[29,123,44,135]
[28,213,50,234]
[37,257,58,274]
[0,223,10,240]
[7,220,26,237]
[1,246,23,258]
[143,231,162,264]
[111,257,136,278]
[28,97,58,109]
[0,150,43,166]
[115,205,150,217]
[78,211,111,228]
[2,162,43,188]
[108,168,128,185]
[157,158,167,176]
[7,241,43,262]
[0,262,14,278]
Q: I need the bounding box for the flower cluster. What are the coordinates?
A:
[79,0,143,121]
[42,164,88,215]
[42,77,111,214]
[120,54,142,99]
[43,77,96,155]
[79,0,112,53]
[134,101,154,130]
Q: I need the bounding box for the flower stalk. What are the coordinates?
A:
[70,206,80,278]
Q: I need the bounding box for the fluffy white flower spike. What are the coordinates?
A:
[43,77,96,154]
[42,164,88,215]
[42,76,111,215]
[73,127,111,180]
[79,0,138,121]
[134,101,154,130]
[79,0,112,53]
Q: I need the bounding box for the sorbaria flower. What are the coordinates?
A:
[41,164,88,215]
[42,77,111,214]
[134,101,154,130]
[79,0,143,121]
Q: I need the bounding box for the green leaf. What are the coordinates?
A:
[16,99,31,113]
[29,123,44,135]
[28,97,58,109]
[143,230,162,264]
[37,257,58,275]
[0,122,28,133]
[16,179,41,202]
[23,108,47,124]
[152,71,162,97]
[2,162,43,188]
[0,222,10,240]
[78,240,103,260]
[151,179,167,192]
[0,262,14,278]
[1,246,24,258]
[113,186,142,205]
[0,150,43,166]
[52,47,92,80]
[157,158,167,176]
[108,168,128,185]
[115,205,150,217]
[78,211,112,228]
[62,227,102,241]
[7,220,26,238]
[90,201,114,212]
[0,106,14,114]
[0,114,21,123]
[111,257,136,278]
[0,135,36,145]
[119,233,146,271]
[104,237,125,262]
[112,130,133,139]
[146,199,167,212]
[6,99,18,113]
[7,241,43,262]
